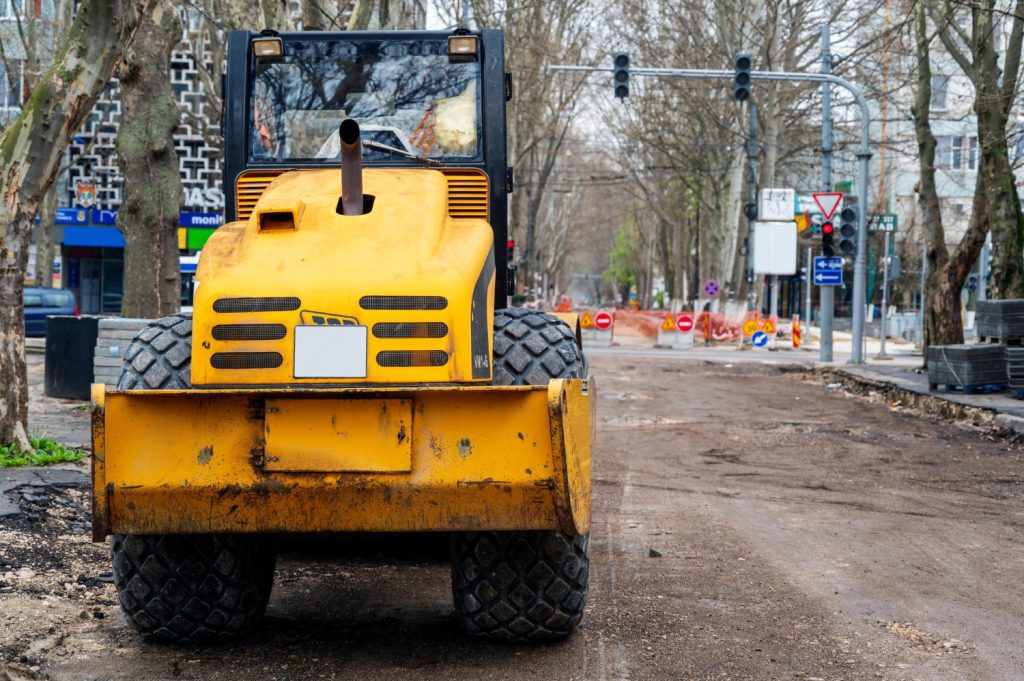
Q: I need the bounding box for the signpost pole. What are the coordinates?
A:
[805,246,813,325]
[819,26,835,363]
[746,103,758,311]
[876,228,892,360]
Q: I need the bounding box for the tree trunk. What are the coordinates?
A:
[0,0,151,450]
[977,97,1024,298]
[116,0,183,319]
[912,1,954,353]
[33,185,58,287]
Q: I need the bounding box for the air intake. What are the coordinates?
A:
[210,352,283,369]
[213,297,301,313]
[376,350,449,367]
[359,296,448,311]
[212,323,287,341]
[372,322,448,339]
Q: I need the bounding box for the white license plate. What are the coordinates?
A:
[293,325,367,378]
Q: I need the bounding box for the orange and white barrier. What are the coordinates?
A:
[793,314,801,348]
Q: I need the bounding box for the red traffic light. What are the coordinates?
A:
[822,223,834,235]
[507,239,516,249]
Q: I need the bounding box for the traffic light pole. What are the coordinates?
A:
[819,26,834,362]
[552,54,874,363]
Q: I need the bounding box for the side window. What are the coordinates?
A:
[43,292,72,307]
[24,294,43,307]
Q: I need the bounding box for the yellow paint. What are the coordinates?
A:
[91,381,591,540]
[194,167,494,386]
[264,398,412,472]
[177,228,187,249]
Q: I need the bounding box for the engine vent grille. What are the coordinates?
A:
[360,296,447,311]
[372,322,448,339]
[210,352,283,369]
[213,297,301,313]
[376,350,449,367]
[212,323,287,341]
[235,168,486,221]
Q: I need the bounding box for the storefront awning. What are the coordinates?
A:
[63,227,125,248]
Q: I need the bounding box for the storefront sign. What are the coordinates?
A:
[179,212,224,227]
[56,208,89,225]
[91,209,118,225]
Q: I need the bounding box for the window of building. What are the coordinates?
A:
[930,75,949,111]
[936,135,965,169]
[0,0,24,19]
[968,135,979,171]
[0,60,23,109]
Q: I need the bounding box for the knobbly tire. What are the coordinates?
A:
[451,309,591,641]
[117,312,192,390]
[111,534,276,643]
[112,314,276,643]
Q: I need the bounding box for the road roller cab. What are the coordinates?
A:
[91,27,593,644]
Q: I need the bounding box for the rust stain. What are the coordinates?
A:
[197,446,214,465]
[397,422,407,445]
[457,438,472,458]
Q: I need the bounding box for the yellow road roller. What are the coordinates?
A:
[91,27,592,643]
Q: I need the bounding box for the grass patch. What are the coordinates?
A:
[0,436,84,468]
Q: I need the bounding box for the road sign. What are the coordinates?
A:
[580,312,594,329]
[813,256,843,286]
[676,315,695,333]
[812,192,844,221]
[872,213,898,233]
[762,318,776,335]
[753,221,797,274]
[759,188,795,221]
[594,311,613,330]
[703,280,720,298]
[660,315,675,331]
[743,319,760,336]
[751,331,769,347]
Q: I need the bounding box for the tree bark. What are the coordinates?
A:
[33,185,57,287]
[116,0,183,319]
[0,0,151,450]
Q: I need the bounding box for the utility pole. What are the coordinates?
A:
[876,228,892,359]
[805,246,813,325]
[819,26,834,363]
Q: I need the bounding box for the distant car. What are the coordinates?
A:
[24,287,77,336]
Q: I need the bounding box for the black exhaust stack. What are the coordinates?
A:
[337,119,373,216]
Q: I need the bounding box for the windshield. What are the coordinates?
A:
[249,39,481,163]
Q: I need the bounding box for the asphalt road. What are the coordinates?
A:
[2,353,1022,680]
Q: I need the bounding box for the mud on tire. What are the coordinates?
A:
[451,531,590,641]
[117,312,192,390]
[111,534,276,644]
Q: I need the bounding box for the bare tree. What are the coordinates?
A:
[0,0,155,450]
[928,0,1024,297]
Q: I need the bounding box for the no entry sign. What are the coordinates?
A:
[676,315,694,333]
[594,311,613,330]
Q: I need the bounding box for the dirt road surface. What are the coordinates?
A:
[2,353,1022,680]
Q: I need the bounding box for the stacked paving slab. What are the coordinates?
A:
[976,299,1024,341]
[926,344,1007,393]
[93,318,150,387]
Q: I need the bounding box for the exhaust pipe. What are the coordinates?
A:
[339,118,363,216]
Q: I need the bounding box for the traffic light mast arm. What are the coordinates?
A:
[551,61,874,364]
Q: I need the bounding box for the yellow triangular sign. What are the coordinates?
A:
[660,315,676,331]
[580,312,595,329]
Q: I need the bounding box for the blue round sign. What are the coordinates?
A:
[703,280,720,298]
[751,331,768,347]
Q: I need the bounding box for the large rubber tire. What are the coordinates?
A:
[451,308,590,642]
[111,534,276,643]
[117,312,192,390]
[491,308,585,385]
[112,314,275,643]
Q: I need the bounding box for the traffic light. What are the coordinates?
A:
[613,52,630,99]
[839,206,858,256]
[822,219,835,256]
[506,238,516,264]
[733,53,752,102]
